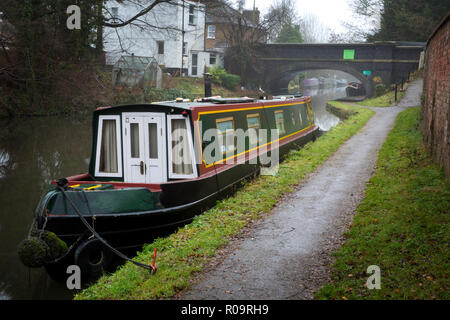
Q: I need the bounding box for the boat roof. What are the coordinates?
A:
[95,95,309,113]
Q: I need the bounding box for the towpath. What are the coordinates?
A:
[177,79,423,300]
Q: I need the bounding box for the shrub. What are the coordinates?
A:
[221,73,241,90]
[143,88,193,102]
[375,83,387,97]
[207,66,240,90]
[208,66,227,85]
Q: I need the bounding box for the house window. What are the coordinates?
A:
[95,115,122,177]
[111,7,119,21]
[157,41,164,54]
[274,111,286,135]
[183,42,187,55]
[209,53,216,65]
[246,113,261,146]
[189,5,196,25]
[191,53,198,76]
[216,117,235,154]
[207,25,216,39]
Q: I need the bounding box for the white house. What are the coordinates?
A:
[103,0,221,77]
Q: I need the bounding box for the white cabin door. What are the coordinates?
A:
[143,115,165,183]
[123,113,166,183]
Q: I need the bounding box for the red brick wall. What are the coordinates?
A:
[421,13,450,179]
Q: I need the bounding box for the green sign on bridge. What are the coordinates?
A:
[343,49,355,60]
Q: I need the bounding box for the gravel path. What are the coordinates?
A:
[178,79,423,300]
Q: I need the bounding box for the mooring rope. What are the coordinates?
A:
[56,185,157,273]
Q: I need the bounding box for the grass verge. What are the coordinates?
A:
[74,102,374,300]
[356,89,406,107]
[315,107,450,300]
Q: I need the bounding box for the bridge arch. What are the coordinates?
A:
[247,42,424,98]
[265,62,372,96]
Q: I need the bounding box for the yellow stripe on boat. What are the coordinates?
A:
[84,184,102,190]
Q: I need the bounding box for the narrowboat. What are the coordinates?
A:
[302,78,319,88]
[346,81,366,96]
[19,95,319,275]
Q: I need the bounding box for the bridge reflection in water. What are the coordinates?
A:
[304,86,346,131]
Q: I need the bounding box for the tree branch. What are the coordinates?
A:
[102,0,173,28]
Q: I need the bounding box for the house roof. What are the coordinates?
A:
[113,55,158,70]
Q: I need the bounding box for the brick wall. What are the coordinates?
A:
[421,13,450,179]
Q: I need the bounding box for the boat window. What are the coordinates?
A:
[169,117,195,178]
[130,123,140,158]
[216,117,235,154]
[148,123,158,159]
[298,106,303,126]
[95,115,122,177]
[306,102,314,123]
[246,113,260,146]
[274,111,286,135]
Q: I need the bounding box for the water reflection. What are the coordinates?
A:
[0,116,91,299]
[306,86,347,131]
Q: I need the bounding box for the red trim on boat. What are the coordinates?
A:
[96,106,112,110]
[50,176,162,193]
[65,173,92,181]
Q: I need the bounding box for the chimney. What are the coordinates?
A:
[243,9,259,26]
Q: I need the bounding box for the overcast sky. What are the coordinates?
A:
[243,0,357,34]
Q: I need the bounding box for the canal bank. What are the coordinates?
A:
[74,97,375,299]
[0,86,347,299]
[316,106,449,300]
[176,108,408,300]
[175,80,423,300]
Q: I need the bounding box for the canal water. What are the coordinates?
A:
[0,86,346,300]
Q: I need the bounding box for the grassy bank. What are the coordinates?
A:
[356,88,406,107]
[97,76,242,108]
[0,71,241,118]
[315,107,449,300]
[75,102,374,300]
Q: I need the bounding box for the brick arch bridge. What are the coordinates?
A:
[249,42,425,97]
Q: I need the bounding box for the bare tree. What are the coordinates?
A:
[342,0,382,41]
[263,0,301,43]
[351,0,382,18]
[299,13,330,43]
[102,0,174,28]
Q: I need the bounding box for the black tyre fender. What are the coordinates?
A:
[74,238,113,276]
